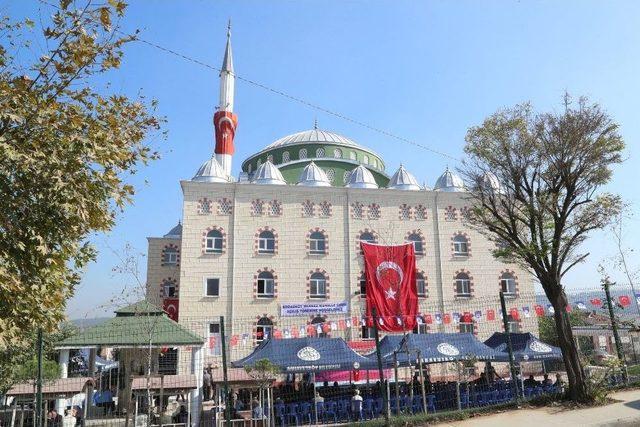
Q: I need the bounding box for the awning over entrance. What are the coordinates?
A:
[231,337,376,372]
[484,332,563,361]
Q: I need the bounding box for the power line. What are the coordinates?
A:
[36,0,459,162]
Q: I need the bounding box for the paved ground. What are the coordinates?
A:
[438,389,640,427]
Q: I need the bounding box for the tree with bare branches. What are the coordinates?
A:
[460,95,624,401]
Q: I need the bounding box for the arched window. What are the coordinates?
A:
[311,316,328,338]
[257,271,275,298]
[455,273,471,297]
[163,247,178,265]
[359,273,367,298]
[299,148,307,159]
[416,272,426,297]
[363,155,369,165]
[282,151,290,163]
[459,313,474,334]
[326,169,335,183]
[309,231,326,255]
[407,233,424,255]
[256,317,273,343]
[162,279,177,297]
[248,163,252,173]
[316,147,325,157]
[205,230,223,253]
[258,230,275,254]
[350,151,357,161]
[333,148,342,158]
[453,235,469,256]
[267,154,273,163]
[372,158,378,168]
[359,231,376,244]
[309,272,327,299]
[500,272,517,297]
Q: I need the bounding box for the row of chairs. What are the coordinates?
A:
[274,394,438,426]
[461,387,515,408]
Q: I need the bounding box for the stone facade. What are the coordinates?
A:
[146,181,537,370]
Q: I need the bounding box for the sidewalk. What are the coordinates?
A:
[438,389,640,427]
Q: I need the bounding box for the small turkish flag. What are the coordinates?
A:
[362,242,418,332]
[590,298,603,307]
[443,313,452,324]
[534,305,545,317]
[619,295,631,307]
[230,335,239,347]
[424,314,433,324]
[510,308,519,321]
[486,309,496,321]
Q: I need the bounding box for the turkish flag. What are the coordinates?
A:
[590,298,603,307]
[487,309,496,321]
[534,305,545,317]
[362,242,418,332]
[163,298,179,322]
[619,295,631,307]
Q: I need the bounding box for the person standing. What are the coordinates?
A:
[203,368,212,401]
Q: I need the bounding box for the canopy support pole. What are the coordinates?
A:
[500,291,520,401]
[313,372,318,426]
[417,351,427,414]
[371,308,390,423]
[220,316,231,426]
[393,351,399,415]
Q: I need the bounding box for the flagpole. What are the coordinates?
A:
[372,308,390,423]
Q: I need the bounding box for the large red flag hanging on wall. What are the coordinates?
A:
[362,242,418,332]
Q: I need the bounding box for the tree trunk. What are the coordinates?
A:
[546,284,589,401]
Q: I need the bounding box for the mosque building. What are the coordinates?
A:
[145,26,538,368]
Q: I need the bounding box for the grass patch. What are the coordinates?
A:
[626,365,640,376]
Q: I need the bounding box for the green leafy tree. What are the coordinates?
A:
[461,95,624,401]
[0,0,162,380]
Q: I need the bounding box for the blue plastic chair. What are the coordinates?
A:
[534,386,544,397]
[401,395,412,413]
[460,392,470,409]
[426,394,437,413]
[314,401,325,423]
[337,399,350,421]
[287,403,300,426]
[324,401,338,424]
[274,403,286,427]
[299,402,312,424]
[363,398,375,420]
[351,398,363,421]
[411,395,423,413]
[491,390,500,405]
[374,397,384,418]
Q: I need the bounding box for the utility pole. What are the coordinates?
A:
[602,278,628,384]
[220,316,232,426]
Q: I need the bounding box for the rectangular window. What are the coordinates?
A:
[453,241,468,256]
[309,279,326,299]
[359,278,367,298]
[456,279,471,297]
[204,278,220,297]
[206,237,223,253]
[258,238,275,253]
[207,323,221,356]
[501,279,517,296]
[459,322,474,334]
[416,278,426,297]
[164,283,176,297]
[361,326,376,340]
[257,278,275,298]
[414,324,428,334]
[309,239,325,254]
[164,252,178,265]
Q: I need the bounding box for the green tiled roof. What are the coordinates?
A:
[58,301,203,348]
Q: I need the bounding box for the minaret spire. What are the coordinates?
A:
[214,21,238,178]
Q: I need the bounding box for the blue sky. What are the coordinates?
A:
[7,1,640,319]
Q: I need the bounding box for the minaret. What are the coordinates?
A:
[214,20,238,178]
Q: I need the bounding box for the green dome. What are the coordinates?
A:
[241,128,389,187]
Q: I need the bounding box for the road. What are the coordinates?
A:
[438,389,640,427]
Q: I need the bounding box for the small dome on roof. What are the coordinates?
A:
[297,161,331,187]
[163,221,182,238]
[434,167,465,192]
[482,172,503,194]
[387,165,421,191]
[252,160,287,185]
[345,165,378,189]
[192,156,228,183]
